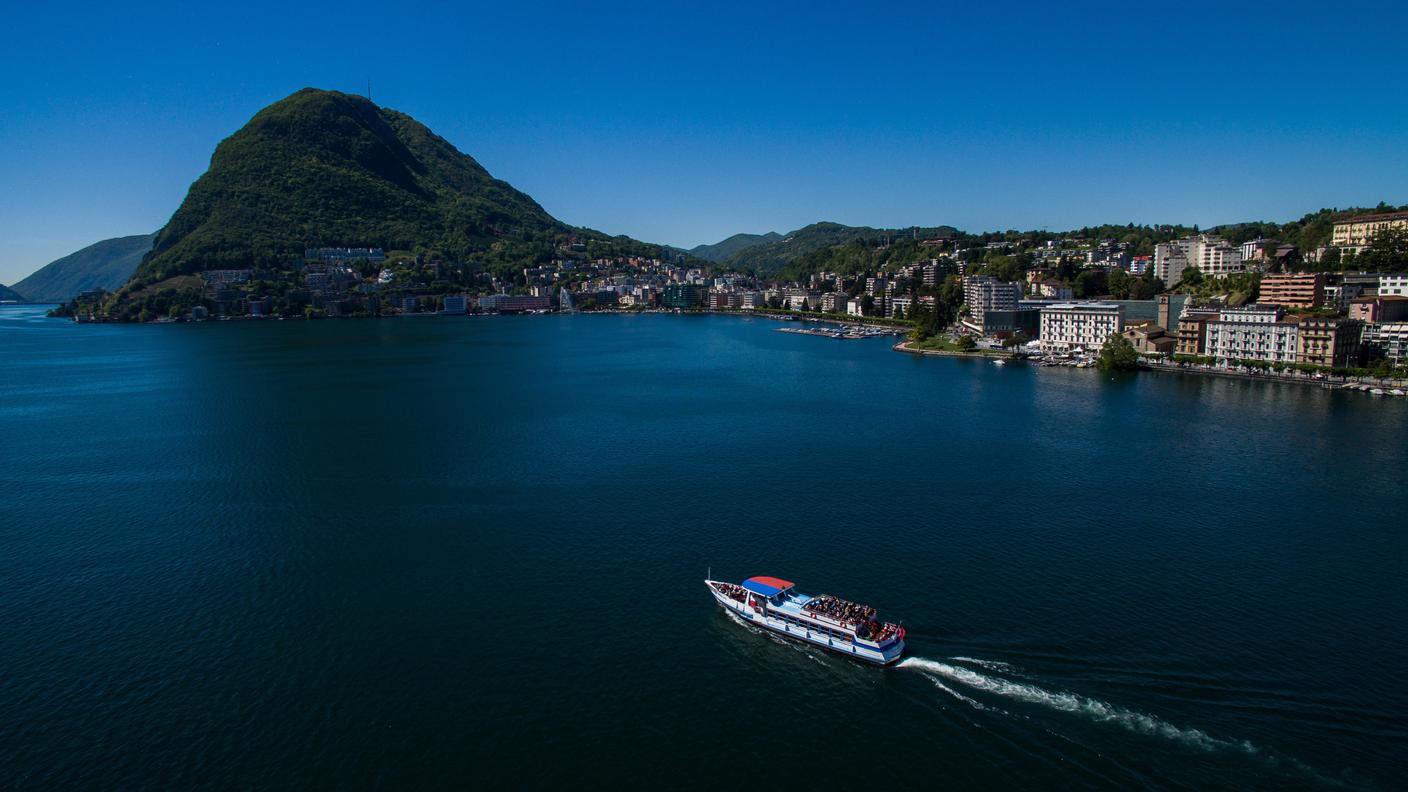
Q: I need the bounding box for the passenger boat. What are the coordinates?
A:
[706,575,906,665]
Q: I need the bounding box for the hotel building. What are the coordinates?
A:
[1038,302,1125,354]
[1331,211,1408,254]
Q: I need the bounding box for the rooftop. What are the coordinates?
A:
[1334,211,1408,225]
[742,576,795,597]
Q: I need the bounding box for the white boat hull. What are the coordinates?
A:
[709,587,904,665]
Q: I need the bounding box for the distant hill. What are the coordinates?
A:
[687,232,781,262]
[123,88,674,294]
[726,222,958,275]
[0,283,23,302]
[13,233,156,303]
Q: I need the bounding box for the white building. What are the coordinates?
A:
[963,276,1022,313]
[1380,274,1408,297]
[1155,235,1245,284]
[739,291,765,310]
[887,295,914,319]
[1362,322,1408,364]
[784,289,824,311]
[846,298,865,317]
[821,292,848,312]
[1038,302,1125,353]
[1204,305,1299,363]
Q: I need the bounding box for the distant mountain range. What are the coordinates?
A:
[686,232,782,262]
[0,283,23,302]
[12,233,156,303]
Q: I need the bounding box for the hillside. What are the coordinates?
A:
[726,222,959,276]
[0,283,23,302]
[688,232,781,262]
[124,88,671,293]
[13,233,156,303]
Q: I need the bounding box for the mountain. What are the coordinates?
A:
[687,232,781,262]
[13,233,156,303]
[123,88,670,292]
[725,222,957,274]
[0,283,23,302]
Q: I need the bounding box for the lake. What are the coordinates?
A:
[2,304,1405,789]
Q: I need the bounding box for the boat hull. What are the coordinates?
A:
[708,586,904,665]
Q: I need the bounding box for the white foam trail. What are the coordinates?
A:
[900,657,1256,755]
[925,675,988,710]
[951,656,1021,674]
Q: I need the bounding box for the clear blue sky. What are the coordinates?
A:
[3,0,1406,285]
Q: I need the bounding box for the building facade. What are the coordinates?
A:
[1038,302,1125,353]
[1259,273,1326,309]
[1362,322,1408,364]
[1331,211,1408,253]
[1294,317,1362,368]
[1154,235,1245,284]
[963,276,1022,331]
[1204,305,1298,363]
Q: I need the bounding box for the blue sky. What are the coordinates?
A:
[3,0,1406,285]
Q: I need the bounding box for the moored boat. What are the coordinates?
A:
[706,575,905,665]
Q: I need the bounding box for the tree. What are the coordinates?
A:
[1097,333,1139,371]
[1073,269,1108,298]
[1358,228,1408,272]
[1108,268,1130,299]
[955,335,976,352]
[860,293,876,316]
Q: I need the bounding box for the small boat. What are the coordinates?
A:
[706,575,905,665]
[993,359,1006,367]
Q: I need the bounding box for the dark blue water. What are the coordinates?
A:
[2,304,1405,789]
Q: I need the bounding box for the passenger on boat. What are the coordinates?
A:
[802,595,878,626]
[711,582,747,603]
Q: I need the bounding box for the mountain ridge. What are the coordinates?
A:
[687,232,782,262]
[14,233,156,303]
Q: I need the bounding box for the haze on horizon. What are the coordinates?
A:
[3,0,1406,286]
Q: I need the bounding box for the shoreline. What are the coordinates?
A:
[892,340,1014,360]
[891,336,1406,395]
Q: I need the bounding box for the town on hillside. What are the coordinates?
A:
[55,213,1408,383]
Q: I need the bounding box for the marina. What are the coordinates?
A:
[774,324,905,340]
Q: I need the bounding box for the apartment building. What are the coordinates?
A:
[1259,273,1326,309]
[1154,235,1245,284]
[1362,323,1408,364]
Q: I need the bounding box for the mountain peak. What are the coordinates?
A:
[128,88,564,287]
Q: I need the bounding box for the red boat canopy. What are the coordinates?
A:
[742,576,795,597]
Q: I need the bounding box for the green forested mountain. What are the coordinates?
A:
[13,233,156,303]
[688,232,781,262]
[725,222,959,277]
[124,88,673,292]
[0,283,23,302]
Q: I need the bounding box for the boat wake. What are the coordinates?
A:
[950,656,1023,675]
[900,657,1255,755]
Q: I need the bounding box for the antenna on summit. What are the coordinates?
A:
[366,78,372,103]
